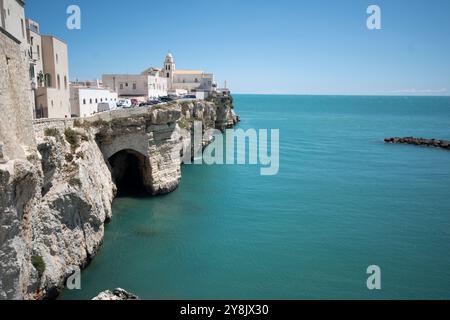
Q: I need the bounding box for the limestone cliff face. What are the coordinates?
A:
[0,124,115,299]
[178,96,239,160]
[0,97,238,300]
[90,106,183,195]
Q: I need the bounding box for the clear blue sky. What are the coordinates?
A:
[26,0,450,95]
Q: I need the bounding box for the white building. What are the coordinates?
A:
[1,1,71,119]
[0,0,27,53]
[102,53,217,100]
[25,19,42,110]
[102,68,168,100]
[34,35,71,118]
[26,19,42,86]
[141,67,170,97]
[162,52,215,95]
[70,82,118,118]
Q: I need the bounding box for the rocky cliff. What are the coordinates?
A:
[0,97,238,300]
[0,123,115,299]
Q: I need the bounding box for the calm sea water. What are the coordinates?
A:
[61,95,450,300]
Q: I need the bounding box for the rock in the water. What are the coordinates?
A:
[92,288,139,300]
[384,137,450,151]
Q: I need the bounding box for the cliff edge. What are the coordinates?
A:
[1,96,238,300]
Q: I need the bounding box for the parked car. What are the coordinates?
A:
[97,101,117,113]
[183,94,196,99]
[147,99,160,105]
[117,99,132,108]
[168,94,179,100]
[131,99,140,107]
[159,96,174,103]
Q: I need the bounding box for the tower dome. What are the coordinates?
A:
[165,52,174,63]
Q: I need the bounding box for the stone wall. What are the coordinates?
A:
[0,31,35,162]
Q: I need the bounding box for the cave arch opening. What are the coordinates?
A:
[108,149,149,197]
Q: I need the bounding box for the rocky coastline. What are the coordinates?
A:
[0,96,239,300]
[92,288,139,300]
[384,137,450,150]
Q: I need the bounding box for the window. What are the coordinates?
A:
[45,74,51,87]
[29,65,34,80]
[167,73,169,78]
[64,76,67,89]
[57,75,61,89]
[83,99,86,105]
[90,99,92,104]
[195,78,198,83]
[21,19,25,39]
[95,99,98,103]
[133,83,136,90]
[56,54,59,63]
[37,45,40,59]
[168,65,171,71]
[120,83,123,90]
[125,83,128,87]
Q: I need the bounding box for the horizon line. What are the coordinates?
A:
[231,92,450,98]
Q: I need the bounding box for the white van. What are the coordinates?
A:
[117,99,132,108]
[97,101,118,113]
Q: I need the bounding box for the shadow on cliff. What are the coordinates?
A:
[108,149,150,198]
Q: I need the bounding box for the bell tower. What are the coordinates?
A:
[164,52,175,89]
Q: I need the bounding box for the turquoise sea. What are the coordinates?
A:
[61,95,450,300]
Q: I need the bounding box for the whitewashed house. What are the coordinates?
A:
[102,52,217,100]
[102,69,168,100]
[70,81,118,118]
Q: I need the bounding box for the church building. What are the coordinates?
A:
[161,52,215,94]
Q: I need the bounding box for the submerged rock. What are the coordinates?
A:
[92,288,139,300]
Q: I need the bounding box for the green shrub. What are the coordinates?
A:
[74,119,92,129]
[80,133,89,142]
[31,255,46,276]
[92,119,108,127]
[73,119,82,127]
[64,128,79,152]
[111,118,130,127]
[44,128,60,138]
